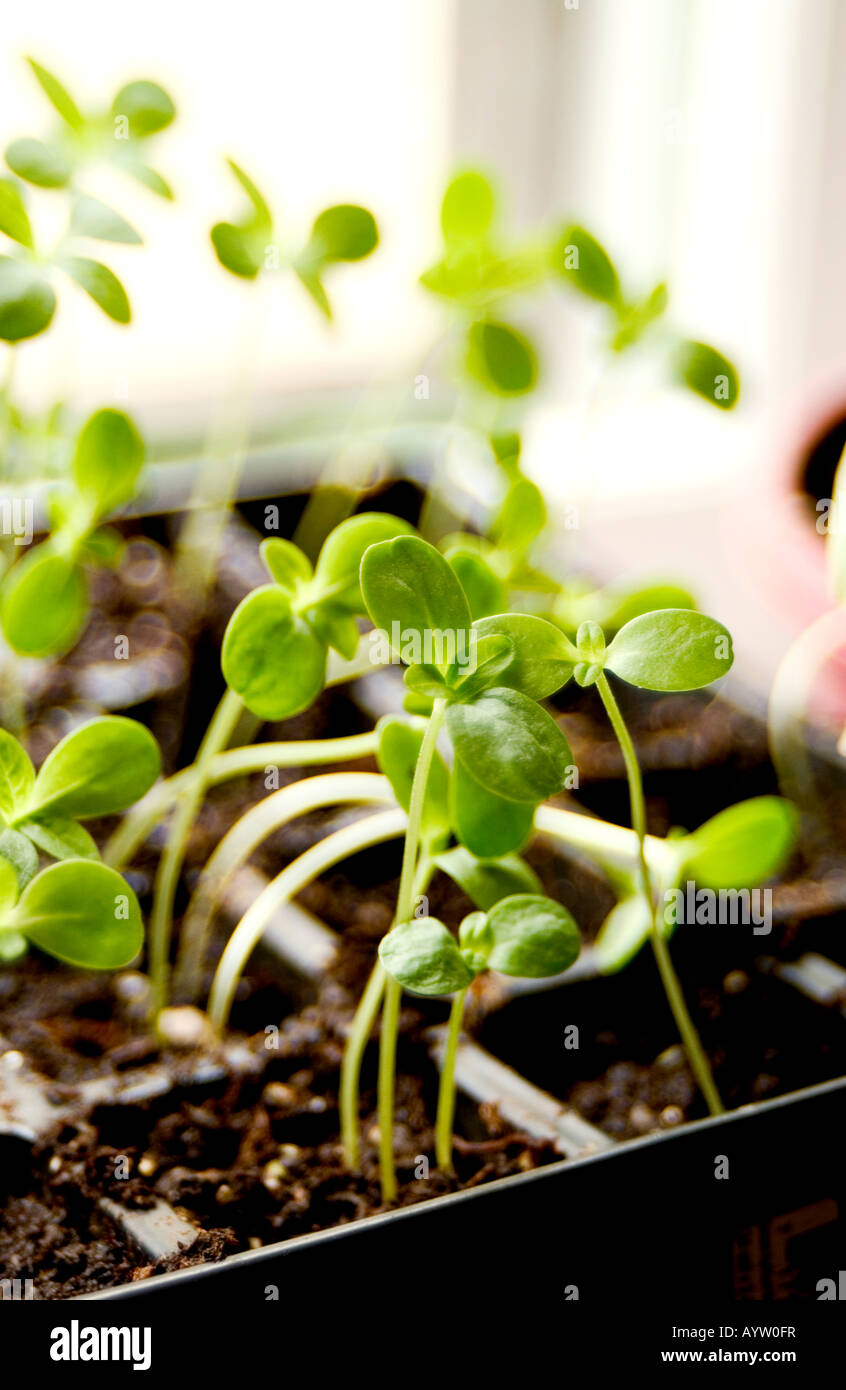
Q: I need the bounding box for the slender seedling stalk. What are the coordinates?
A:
[375,698,446,1202]
[435,986,467,1173]
[208,807,406,1030]
[595,673,723,1116]
[148,686,244,1014]
[175,771,394,992]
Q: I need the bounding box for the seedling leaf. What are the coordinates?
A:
[61,256,131,323]
[485,893,580,976]
[10,860,143,969]
[551,224,621,307]
[681,796,798,889]
[379,917,475,996]
[112,81,175,137]
[0,549,87,656]
[361,535,471,662]
[376,715,449,847]
[447,687,573,801]
[28,716,161,819]
[5,137,71,188]
[70,194,142,245]
[472,614,576,699]
[434,845,541,911]
[222,586,327,720]
[674,339,739,410]
[27,58,85,130]
[314,513,414,612]
[0,177,34,249]
[604,609,733,690]
[0,257,56,341]
[441,170,495,244]
[449,757,535,858]
[73,408,144,515]
[466,320,537,395]
[309,205,378,262]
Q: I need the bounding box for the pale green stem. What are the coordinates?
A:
[103,731,379,870]
[207,807,407,1030]
[595,673,723,1116]
[148,687,244,1015]
[175,771,394,995]
[533,804,677,879]
[768,607,846,811]
[340,853,432,1171]
[378,698,446,1202]
[435,987,467,1174]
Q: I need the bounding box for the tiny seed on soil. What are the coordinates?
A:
[262,1082,296,1108]
[629,1102,656,1133]
[158,1005,216,1049]
[659,1105,684,1127]
[655,1045,685,1070]
[215,1183,236,1204]
[138,1154,157,1176]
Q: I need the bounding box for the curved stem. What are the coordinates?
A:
[103,731,379,870]
[595,674,723,1117]
[377,698,446,1202]
[339,958,387,1166]
[174,771,394,995]
[340,852,433,1171]
[207,807,407,1031]
[435,987,467,1173]
[534,804,677,879]
[148,687,244,1015]
[768,607,846,809]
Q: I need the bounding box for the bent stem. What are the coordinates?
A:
[377,698,447,1202]
[175,771,394,995]
[435,987,467,1173]
[340,853,432,1171]
[148,687,244,1015]
[207,807,407,1030]
[595,673,724,1117]
[104,730,379,870]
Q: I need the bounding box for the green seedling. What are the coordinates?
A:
[0,713,158,966]
[559,610,735,1113]
[150,513,415,1010]
[211,158,378,319]
[0,713,160,876]
[0,408,143,656]
[0,61,175,341]
[340,534,577,1198]
[421,169,739,410]
[222,513,413,721]
[379,892,580,1172]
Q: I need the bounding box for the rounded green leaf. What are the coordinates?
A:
[681,797,798,890]
[73,407,144,515]
[27,58,84,131]
[260,537,313,592]
[0,257,56,341]
[376,715,449,846]
[447,687,574,802]
[222,586,327,720]
[314,513,414,612]
[434,845,541,911]
[472,614,576,700]
[595,582,697,634]
[0,855,20,917]
[0,177,33,249]
[70,194,142,245]
[28,716,161,820]
[61,256,131,323]
[309,205,378,262]
[674,340,739,410]
[444,547,507,621]
[551,224,621,307]
[0,549,87,656]
[0,731,35,822]
[123,159,173,200]
[604,609,734,691]
[309,603,360,660]
[211,221,262,279]
[441,170,495,244]
[5,137,71,188]
[18,814,99,862]
[449,758,535,857]
[361,535,471,663]
[379,917,475,996]
[485,894,580,977]
[11,860,143,969]
[466,320,537,396]
[112,81,176,137]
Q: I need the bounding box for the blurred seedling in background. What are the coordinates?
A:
[0,408,144,657]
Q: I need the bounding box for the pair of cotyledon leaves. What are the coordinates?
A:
[0,715,160,969]
[0,60,175,341]
[422,169,739,409]
[359,535,733,859]
[1,408,144,658]
[379,893,581,998]
[210,158,378,320]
